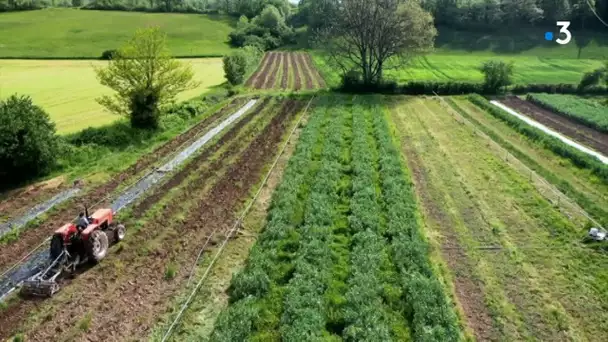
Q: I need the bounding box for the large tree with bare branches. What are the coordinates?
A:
[316,0,437,85]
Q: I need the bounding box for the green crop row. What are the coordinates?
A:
[469,94,608,184]
[372,105,461,342]
[526,93,608,133]
[280,103,351,341]
[210,98,331,341]
[342,104,409,341]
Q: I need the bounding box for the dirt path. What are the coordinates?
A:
[291,53,302,91]
[263,52,281,89]
[0,99,243,283]
[281,52,289,89]
[0,176,70,223]
[391,103,498,341]
[17,100,303,341]
[500,96,608,156]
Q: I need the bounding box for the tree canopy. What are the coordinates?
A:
[95,27,198,129]
[317,0,436,85]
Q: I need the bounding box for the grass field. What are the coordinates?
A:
[0,59,225,133]
[0,8,235,58]
[390,97,608,341]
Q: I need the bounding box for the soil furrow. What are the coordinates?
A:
[24,99,303,341]
[254,52,276,89]
[0,99,243,276]
[263,52,280,89]
[131,98,272,217]
[291,53,302,91]
[245,53,270,87]
[298,53,314,89]
[500,96,608,156]
[281,52,289,89]
[303,53,326,88]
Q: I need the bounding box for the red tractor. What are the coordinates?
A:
[20,208,126,297]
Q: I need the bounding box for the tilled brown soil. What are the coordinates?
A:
[0,99,244,276]
[263,52,280,89]
[298,53,314,89]
[16,100,303,341]
[245,53,270,88]
[131,97,272,217]
[0,176,70,222]
[303,53,326,88]
[292,52,302,91]
[281,52,289,89]
[500,96,608,156]
[254,52,276,89]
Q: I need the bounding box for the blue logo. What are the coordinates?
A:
[544,32,554,41]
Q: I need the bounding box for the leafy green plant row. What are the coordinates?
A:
[279,102,351,341]
[341,104,409,341]
[468,94,608,184]
[210,98,332,341]
[372,105,461,342]
[446,97,608,226]
[526,93,608,133]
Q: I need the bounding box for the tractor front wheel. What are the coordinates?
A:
[115,224,126,241]
[87,230,109,263]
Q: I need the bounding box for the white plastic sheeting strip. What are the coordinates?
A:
[491,100,608,165]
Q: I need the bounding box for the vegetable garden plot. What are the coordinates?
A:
[245,52,326,91]
[210,96,461,341]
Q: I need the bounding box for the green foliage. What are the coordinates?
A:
[0,95,60,185]
[164,262,177,280]
[95,27,198,129]
[480,60,514,93]
[227,3,294,50]
[578,67,607,90]
[223,45,263,85]
[526,93,608,133]
[371,104,461,342]
[100,49,117,60]
[468,94,608,183]
[77,312,93,332]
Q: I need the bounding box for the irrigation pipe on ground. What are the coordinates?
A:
[161,96,315,342]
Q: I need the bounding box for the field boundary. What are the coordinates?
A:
[434,94,604,230]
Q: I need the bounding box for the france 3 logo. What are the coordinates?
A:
[544,21,572,45]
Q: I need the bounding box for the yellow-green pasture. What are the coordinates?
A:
[0,58,225,133]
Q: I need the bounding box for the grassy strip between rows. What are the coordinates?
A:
[525,93,608,134]
[371,101,461,342]
[468,94,608,184]
[446,97,608,226]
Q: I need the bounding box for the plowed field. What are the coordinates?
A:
[246,51,326,91]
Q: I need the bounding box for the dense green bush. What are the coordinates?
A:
[0,95,60,184]
[511,83,608,94]
[469,94,608,183]
[100,49,117,60]
[340,80,485,95]
[223,45,263,85]
[228,4,294,50]
[480,60,514,93]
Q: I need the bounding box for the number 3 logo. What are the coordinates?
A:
[556,21,572,45]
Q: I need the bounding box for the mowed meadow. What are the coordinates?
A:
[0,59,225,133]
[0,8,235,57]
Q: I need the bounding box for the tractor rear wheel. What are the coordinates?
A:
[87,230,109,263]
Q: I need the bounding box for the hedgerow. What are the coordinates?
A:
[372,104,461,342]
[468,94,608,184]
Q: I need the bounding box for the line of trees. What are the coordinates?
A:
[299,0,608,31]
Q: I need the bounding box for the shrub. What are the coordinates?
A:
[223,53,248,85]
[100,49,117,60]
[480,60,514,93]
[0,95,60,185]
